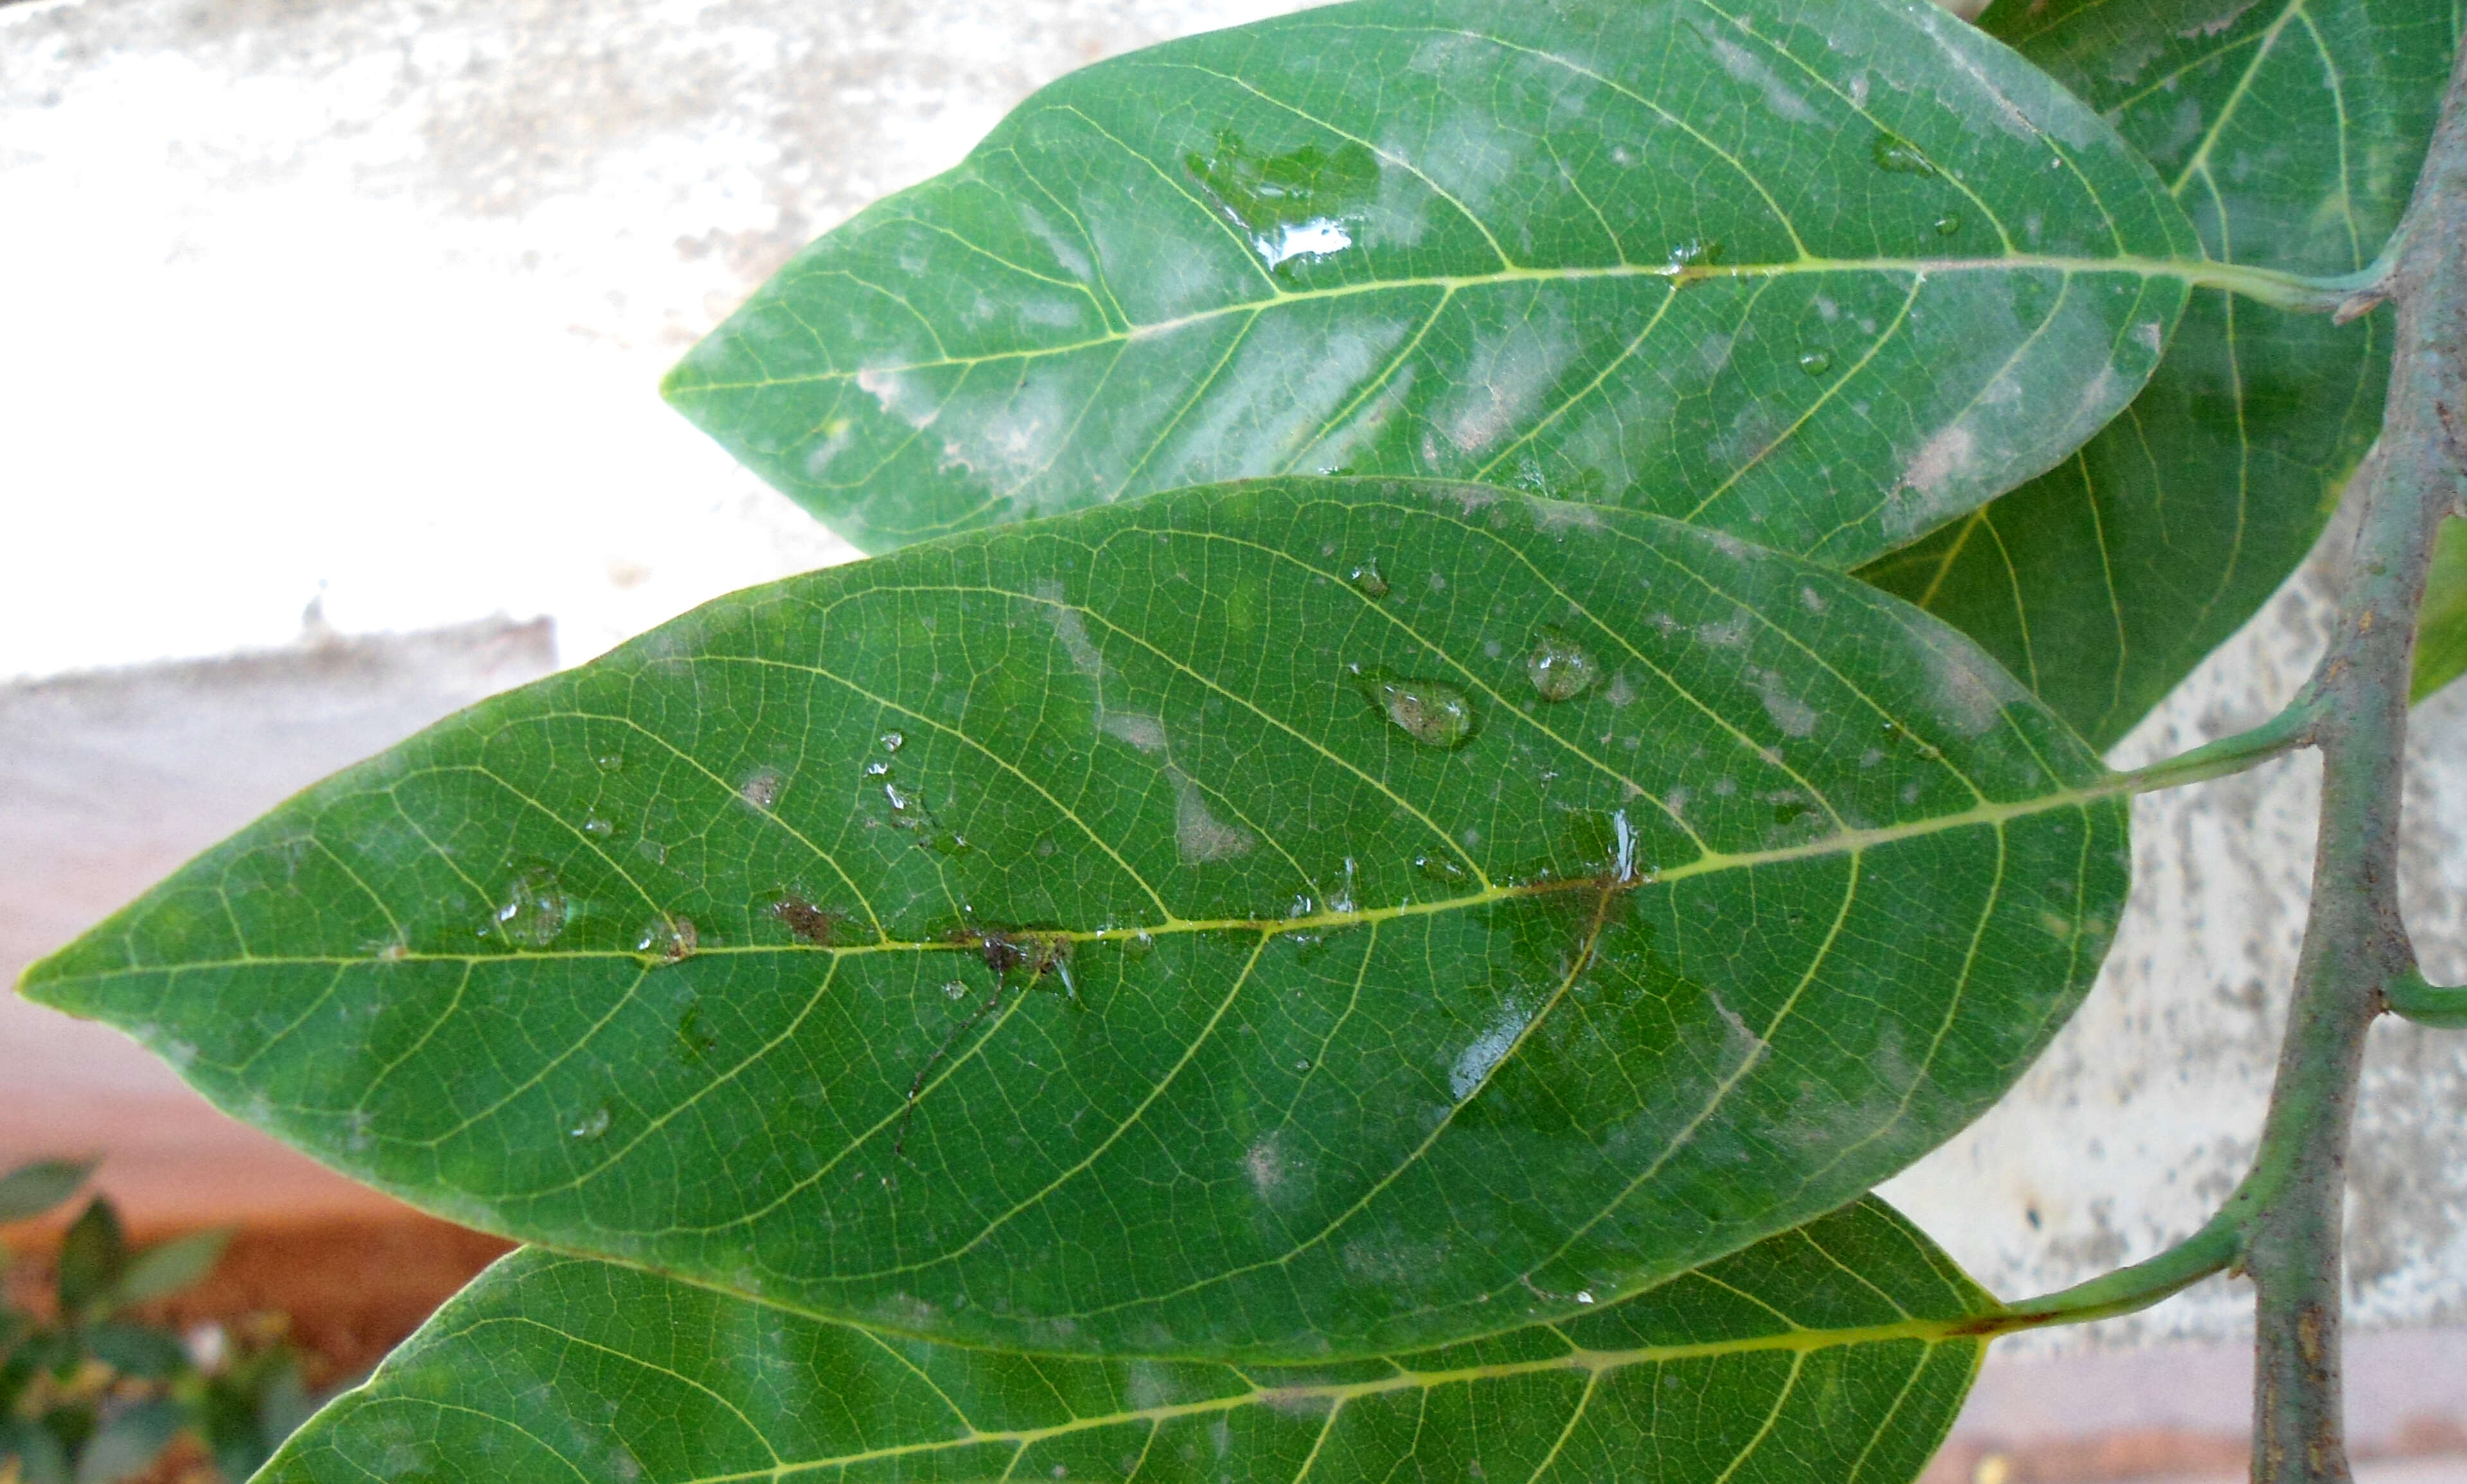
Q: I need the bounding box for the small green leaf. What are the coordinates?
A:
[79,1323,188,1382]
[261,1198,1991,1484]
[0,1160,98,1225]
[24,478,2126,1360]
[112,1229,231,1305]
[69,1400,183,1484]
[666,0,2198,564]
[54,1200,127,1317]
[2414,517,2467,703]
[2,1418,73,1484]
[1862,0,2459,749]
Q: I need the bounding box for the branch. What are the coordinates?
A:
[2236,30,2467,1481]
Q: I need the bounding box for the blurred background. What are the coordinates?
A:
[1,0,2461,1478]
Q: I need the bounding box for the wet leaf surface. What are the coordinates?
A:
[665,0,2196,565]
[264,1199,1990,1484]
[1862,0,2458,750]
[26,478,2124,1360]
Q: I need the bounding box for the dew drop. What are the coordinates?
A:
[1295,1059,1312,1072]
[1350,666,1477,748]
[583,815,614,837]
[1932,211,1963,236]
[594,754,624,773]
[942,980,969,1000]
[1347,558,1390,599]
[1415,854,1469,885]
[1871,130,1938,177]
[1666,236,1724,269]
[569,1106,611,1141]
[1796,349,1832,376]
[1524,628,1597,703]
[636,914,698,964]
[863,759,893,777]
[879,730,905,753]
[492,866,570,948]
[1125,930,1157,960]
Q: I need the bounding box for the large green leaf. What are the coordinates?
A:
[1860,0,2457,750]
[22,478,2124,1361]
[664,0,2201,565]
[264,1199,1990,1484]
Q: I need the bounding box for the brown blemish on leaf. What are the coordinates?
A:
[772,897,841,946]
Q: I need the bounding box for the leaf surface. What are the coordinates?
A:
[23,478,2124,1360]
[1860,0,2457,749]
[2415,517,2467,703]
[264,1199,1990,1484]
[664,0,2196,565]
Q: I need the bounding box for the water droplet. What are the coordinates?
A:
[1871,131,1938,177]
[1350,666,1477,748]
[863,759,893,777]
[1666,236,1724,269]
[1797,349,1832,376]
[1347,559,1390,599]
[569,1106,611,1141]
[1525,628,1596,703]
[883,782,969,854]
[594,754,625,773]
[942,980,969,1000]
[1124,930,1156,960]
[636,914,697,964]
[583,815,614,837]
[1932,211,1963,236]
[492,866,569,949]
[1294,1059,1312,1072]
[879,730,905,753]
[740,768,785,809]
[1416,854,1469,885]
[1576,1289,1596,1305]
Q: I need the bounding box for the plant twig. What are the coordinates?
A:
[2233,31,2467,1480]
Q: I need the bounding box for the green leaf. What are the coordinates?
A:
[1860,0,2457,750]
[2,1417,73,1484]
[22,477,2126,1361]
[54,1201,127,1318]
[664,0,2200,565]
[2414,517,2467,703]
[112,1229,231,1306]
[79,1323,188,1382]
[0,1160,98,1225]
[262,1198,1991,1484]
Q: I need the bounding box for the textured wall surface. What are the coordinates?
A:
[3,0,2462,1351]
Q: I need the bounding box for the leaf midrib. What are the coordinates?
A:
[668,252,2234,398]
[418,1275,1979,1484]
[56,775,2128,981]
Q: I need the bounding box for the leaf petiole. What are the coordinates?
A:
[2106,697,2319,797]
[2385,968,2467,1029]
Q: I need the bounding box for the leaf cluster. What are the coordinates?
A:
[0,1163,312,1484]
[15,0,2466,1480]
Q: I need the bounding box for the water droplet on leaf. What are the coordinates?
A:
[1933,211,1963,236]
[492,866,569,949]
[1797,349,1832,376]
[636,914,697,964]
[569,1106,611,1141]
[594,754,624,773]
[1667,236,1724,269]
[1524,627,1596,702]
[1351,666,1477,748]
[1871,131,1937,176]
[1416,853,1469,884]
[879,730,905,753]
[1347,559,1389,599]
[583,815,614,837]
